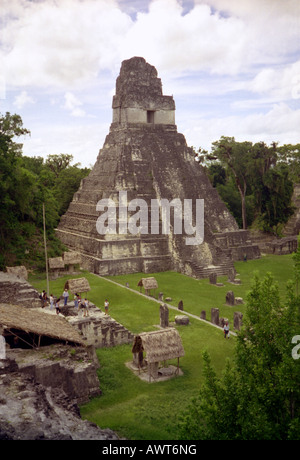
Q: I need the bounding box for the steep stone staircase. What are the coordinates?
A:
[187,246,234,279]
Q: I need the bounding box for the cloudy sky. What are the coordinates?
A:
[1,0,300,167]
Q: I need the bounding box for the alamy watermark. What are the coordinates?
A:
[96,191,204,246]
[0,335,6,360]
[292,335,300,360]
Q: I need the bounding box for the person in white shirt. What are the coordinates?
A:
[62,289,69,306]
[224,321,230,339]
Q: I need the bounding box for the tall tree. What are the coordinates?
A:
[45,153,74,177]
[210,137,254,229]
[276,143,300,183]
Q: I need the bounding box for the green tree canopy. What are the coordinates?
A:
[197,137,295,233]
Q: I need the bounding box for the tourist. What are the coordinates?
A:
[55,298,61,315]
[49,294,54,310]
[77,296,82,315]
[104,299,109,315]
[80,297,86,316]
[74,293,79,310]
[224,321,230,339]
[62,288,69,306]
[40,290,47,308]
[84,298,89,317]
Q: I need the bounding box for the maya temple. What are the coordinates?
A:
[56,56,260,278]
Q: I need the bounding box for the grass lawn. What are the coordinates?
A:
[29,253,295,440]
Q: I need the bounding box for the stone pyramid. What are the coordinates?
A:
[56,57,260,278]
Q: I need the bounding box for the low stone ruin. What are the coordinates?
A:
[68,308,134,348]
[0,272,131,440]
[5,344,101,405]
[0,272,41,309]
[175,315,189,326]
[225,290,243,306]
[0,353,120,440]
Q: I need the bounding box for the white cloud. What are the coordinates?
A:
[3,0,299,90]
[120,0,247,75]
[182,102,300,152]
[21,120,110,168]
[2,0,132,88]
[62,92,86,117]
[249,61,300,101]
[13,90,35,109]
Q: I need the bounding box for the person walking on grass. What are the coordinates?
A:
[104,299,109,315]
[224,321,230,339]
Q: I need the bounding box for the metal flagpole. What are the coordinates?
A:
[43,202,50,297]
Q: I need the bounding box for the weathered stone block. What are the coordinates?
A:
[234,311,243,330]
[211,308,219,325]
[226,291,235,306]
[209,272,217,284]
[175,315,189,325]
[160,303,169,328]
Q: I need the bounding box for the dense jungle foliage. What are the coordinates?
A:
[195,136,300,233]
[0,112,90,270]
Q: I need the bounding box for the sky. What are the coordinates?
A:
[1,0,300,168]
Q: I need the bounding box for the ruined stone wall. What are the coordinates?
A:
[68,313,134,348]
[0,272,41,308]
[8,345,101,405]
[0,355,120,440]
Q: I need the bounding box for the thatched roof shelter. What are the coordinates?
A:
[132,328,184,364]
[49,257,64,270]
[138,277,158,295]
[0,303,85,347]
[63,252,81,265]
[64,277,90,295]
[142,277,158,290]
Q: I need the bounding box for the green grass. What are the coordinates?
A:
[105,253,295,327]
[29,253,295,440]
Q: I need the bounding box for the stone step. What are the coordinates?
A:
[187,259,233,279]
